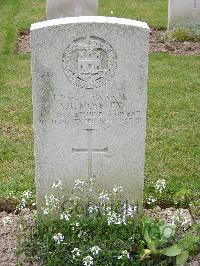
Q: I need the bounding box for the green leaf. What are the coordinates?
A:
[176,251,189,266]
[158,220,167,227]
[159,224,175,240]
[162,245,183,257]
[142,216,153,228]
[144,226,156,250]
[144,226,152,245]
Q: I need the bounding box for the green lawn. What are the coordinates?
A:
[0,0,199,206]
[100,0,168,29]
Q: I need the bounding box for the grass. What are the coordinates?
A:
[146,53,200,205]
[0,0,199,207]
[0,0,45,199]
[100,0,168,29]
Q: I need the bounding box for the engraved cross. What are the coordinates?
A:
[72,129,108,179]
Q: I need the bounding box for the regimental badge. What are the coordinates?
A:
[62,35,117,89]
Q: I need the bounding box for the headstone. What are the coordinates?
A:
[168,0,200,30]
[46,0,98,20]
[30,16,149,208]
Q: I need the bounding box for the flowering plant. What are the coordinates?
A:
[141,216,189,265]
[16,177,197,265]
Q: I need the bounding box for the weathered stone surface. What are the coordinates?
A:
[168,0,200,30]
[31,16,149,207]
[46,0,98,20]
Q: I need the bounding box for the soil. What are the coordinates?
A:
[0,212,19,266]
[0,199,18,213]
[16,29,200,55]
[16,30,31,54]
[149,30,200,56]
[0,208,199,266]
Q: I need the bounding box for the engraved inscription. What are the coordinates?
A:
[62,35,117,89]
[72,129,108,179]
[38,93,143,126]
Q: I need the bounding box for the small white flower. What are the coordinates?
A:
[52,180,62,189]
[90,246,101,255]
[99,192,110,203]
[2,216,13,226]
[45,195,49,206]
[122,250,130,259]
[83,255,93,266]
[53,233,64,244]
[155,179,166,194]
[71,221,80,228]
[107,211,125,225]
[111,10,114,15]
[19,198,26,209]
[118,250,130,259]
[88,207,93,214]
[147,196,156,205]
[8,191,15,198]
[42,207,50,215]
[78,231,82,238]
[60,211,70,221]
[45,194,60,210]
[122,204,137,218]
[78,231,87,238]
[70,196,80,203]
[71,247,81,259]
[112,185,123,193]
[23,190,32,199]
[74,179,85,190]
[88,205,99,214]
[90,177,94,182]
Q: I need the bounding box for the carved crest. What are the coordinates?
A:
[62,35,117,89]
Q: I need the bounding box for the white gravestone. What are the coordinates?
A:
[31,16,149,208]
[168,0,200,30]
[46,0,98,20]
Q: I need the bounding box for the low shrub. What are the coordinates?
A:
[161,25,200,42]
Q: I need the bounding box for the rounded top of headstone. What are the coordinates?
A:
[31,16,149,31]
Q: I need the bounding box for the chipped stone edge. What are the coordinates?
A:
[31,16,149,31]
